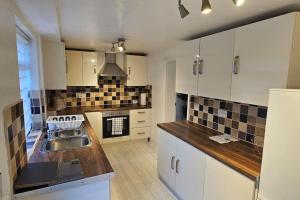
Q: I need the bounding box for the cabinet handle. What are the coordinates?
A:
[128,67,131,75]
[233,56,239,74]
[176,160,179,174]
[137,111,146,114]
[66,61,68,74]
[137,120,146,123]
[137,132,145,135]
[94,66,97,74]
[171,156,175,170]
[193,61,197,75]
[198,59,203,75]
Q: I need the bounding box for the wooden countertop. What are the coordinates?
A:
[157,121,262,181]
[29,108,116,180]
[56,105,152,115]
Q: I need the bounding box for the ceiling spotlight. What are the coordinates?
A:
[178,0,189,19]
[111,43,116,52]
[118,41,126,52]
[233,0,245,7]
[201,0,212,14]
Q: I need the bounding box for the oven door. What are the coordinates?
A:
[102,115,130,138]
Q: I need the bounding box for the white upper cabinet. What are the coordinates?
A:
[231,12,300,106]
[176,39,200,96]
[82,52,98,86]
[42,40,67,89]
[66,50,100,86]
[198,30,235,100]
[125,55,148,86]
[66,50,83,86]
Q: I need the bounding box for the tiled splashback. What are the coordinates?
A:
[46,76,152,113]
[189,95,267,147]
[30,90,46,130]
[3,100,27,182]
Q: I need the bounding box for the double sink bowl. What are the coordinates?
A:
[41,126,91,152]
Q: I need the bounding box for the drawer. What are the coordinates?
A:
[130,127,150,140]
[130,109,151,128]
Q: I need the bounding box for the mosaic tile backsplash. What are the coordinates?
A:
[189,95,267,147]
[3,100,27,182]
[46,76,152,113]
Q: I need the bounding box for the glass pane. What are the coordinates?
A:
[16,33,32,135]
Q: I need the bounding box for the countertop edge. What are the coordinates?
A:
[157,121,261,181]
[14,172,115,197]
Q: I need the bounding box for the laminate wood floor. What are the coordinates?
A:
[102,140,176,200]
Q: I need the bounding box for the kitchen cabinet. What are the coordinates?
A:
[158,128,257,200]
[203,156,255,200]
[231,12,300,106]
[66,50,99,86]
[42,40,67,89]
[125,55,148,86]
[157,128,206,200]
[83,52,98,86]
[176,39,200,96]
[130,109,151,140]
[158,128,177,191]
[198,30,234,100]
[66,50,83,86]
[174,12,300,106]
[85,112,103,144]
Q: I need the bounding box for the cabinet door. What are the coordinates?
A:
[231,13,295,106]
[83,52,98,86]
[157,129,177,191]
[198,30,234,100]
[126,55,148,86]
[175,139,206,200]
[85,112,103,144]
[66,50,83,86]
[176,39,200,95]
[42,40,67,89]
[204,156,255,200]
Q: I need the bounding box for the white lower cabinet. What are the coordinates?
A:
[203,156,255,200]
[158,128,256,200]
[85,112,103,144]
[158,128,177,191]
[130,109,151,140]
[157,128,206,200]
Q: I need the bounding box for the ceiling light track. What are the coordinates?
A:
[178,0,245,19]
[111,38,126,53]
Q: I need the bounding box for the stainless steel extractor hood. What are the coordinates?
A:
[99,53,127,77]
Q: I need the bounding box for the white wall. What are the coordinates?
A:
[0,0,21,199]
[148,55,166,142]
[148,44,180,142]
[0,1,44,199]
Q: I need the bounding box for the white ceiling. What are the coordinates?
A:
[15,0,300,54]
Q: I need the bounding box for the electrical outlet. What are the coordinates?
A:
[218,109,227,118]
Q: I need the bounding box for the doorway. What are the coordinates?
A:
[164,61,176,122]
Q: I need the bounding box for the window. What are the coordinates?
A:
[16,28,32,135]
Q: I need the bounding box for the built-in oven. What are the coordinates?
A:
[102,110,130,138]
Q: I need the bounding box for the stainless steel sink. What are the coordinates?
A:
[41,136,91,152]
[54,129,83,138]
[41,126,91,152]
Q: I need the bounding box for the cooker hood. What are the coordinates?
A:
[99,53,127,77]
